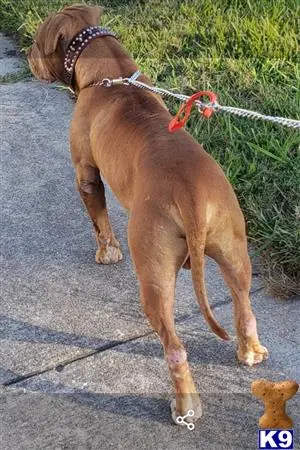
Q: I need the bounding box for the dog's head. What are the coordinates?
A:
[27,4,103,83]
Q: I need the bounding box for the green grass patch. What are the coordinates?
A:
[1,0,299,295]
[0,65,31,83]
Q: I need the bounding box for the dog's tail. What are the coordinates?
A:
[178,198,230,341]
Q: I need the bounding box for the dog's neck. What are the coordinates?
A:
[63,26,118,87]
[72,36,139,93]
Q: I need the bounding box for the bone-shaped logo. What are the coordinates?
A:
[176,410,195,430]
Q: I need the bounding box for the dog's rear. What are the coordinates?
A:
[126,111,268,422]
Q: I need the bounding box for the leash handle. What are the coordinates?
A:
[168,91,217,132]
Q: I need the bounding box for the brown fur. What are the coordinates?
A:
[28,4,268,423]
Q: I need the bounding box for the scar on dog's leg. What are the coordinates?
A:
[140,280,202,424]
[128,217,202,424]
[76,164,122,264]
[207,226,268,366]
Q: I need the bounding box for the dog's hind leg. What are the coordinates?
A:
[206,220,268,366]
[128,210,202,424]
[76,163,123,264]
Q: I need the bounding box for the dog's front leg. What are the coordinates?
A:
[76,163,123,264]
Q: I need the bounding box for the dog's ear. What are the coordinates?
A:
[43,5,104,56]
[43,15,68,56]
[62,4,104,25]
[80,5,104,24]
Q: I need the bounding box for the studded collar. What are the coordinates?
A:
[63,26,118,88]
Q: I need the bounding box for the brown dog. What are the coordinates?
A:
[28,4,268,424]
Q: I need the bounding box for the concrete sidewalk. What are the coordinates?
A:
[0,35,299,450]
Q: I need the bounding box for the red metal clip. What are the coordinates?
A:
[168,90,217,132]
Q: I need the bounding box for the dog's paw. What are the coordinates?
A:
[238,343,268,367]
[95,244,123,265]
[170,394,202,427]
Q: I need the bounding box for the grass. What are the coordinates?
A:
[0,0,299,296]
[0,65,31,83]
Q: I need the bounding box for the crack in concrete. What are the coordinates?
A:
[2,286,266,387]
[2,331,154,387]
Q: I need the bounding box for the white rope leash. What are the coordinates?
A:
[96,71,300,130]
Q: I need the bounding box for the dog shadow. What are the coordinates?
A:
[0,314,239,367]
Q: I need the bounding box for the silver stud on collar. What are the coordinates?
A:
[63,26,118,86]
